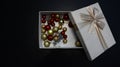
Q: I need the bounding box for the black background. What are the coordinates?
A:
[5,0,120,66]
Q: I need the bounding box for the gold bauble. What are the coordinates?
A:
[63,27,67,32]
[44,40,50,47]
[41,25,45,28]
[56,14,60,18]
[63,39,67,44]
[53,26,58,32]
[48,29,54,35]
[75,41,81,47]
[59,19,64,25]
[58,25,62,30]
[54,36,59,41]
[41,34,47,40]
[41,28,46,33]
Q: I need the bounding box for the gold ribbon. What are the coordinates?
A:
[80,6,108,50]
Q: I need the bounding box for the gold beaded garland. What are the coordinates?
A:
[48,29,54,35]
[44,40,50,47]
[41,34,47,40]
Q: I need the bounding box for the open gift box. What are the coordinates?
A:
[39,3,116,60]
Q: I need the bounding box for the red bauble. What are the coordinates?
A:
[55,18,60,22]
[47,35,53,41]
[45,25,51,31]
[68,21,73,28]
[41,19,46,23]
[63,34,67,39]
[51,13,56,18]
[49,18,54,23]
[51,22,55,26]
[61,31,65,35]
[63,14,69,20]
[42,15,46,19]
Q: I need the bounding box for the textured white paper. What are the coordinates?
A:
[69,3,116,60]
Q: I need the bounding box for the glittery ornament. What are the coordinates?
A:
[41,34,47,40]
[44,40,50,47]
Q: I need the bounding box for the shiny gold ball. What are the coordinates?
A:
[58,25,62,30]
[56,14,60,18]
[75,41,81,47]
[44,40,50,47]
[41,28,46,33]
[48,29,54,35]
[54,36,59,41]
[41,34,47,40]
[63,27,67,32]
[41,25,45,28]
[59,19,64,25]
[53,26,58,32]
[63,39,67,44]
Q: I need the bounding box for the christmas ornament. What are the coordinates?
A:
[41,34,47,40]
[48,29,54,35]
[63,39,67,44]
[44,40,50,47]
[75,41,81,47]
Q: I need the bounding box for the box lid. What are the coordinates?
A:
[69,2,116,60]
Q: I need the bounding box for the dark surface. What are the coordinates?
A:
[5,0,120,66]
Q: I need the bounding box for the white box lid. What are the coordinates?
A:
[69,2,116,60]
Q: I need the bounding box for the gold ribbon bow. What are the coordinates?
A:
[80,6,108,50]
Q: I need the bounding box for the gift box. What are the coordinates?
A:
[39,3,116,60]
